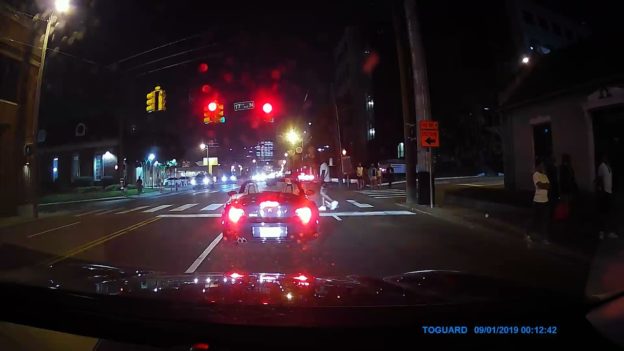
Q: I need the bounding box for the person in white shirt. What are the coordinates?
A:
[597,155,618,239]
[527,160,551,245]
[319,161,330,185]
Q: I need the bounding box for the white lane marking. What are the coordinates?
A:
[332,215,342,221]
[320,211,414,216]
[96,208,121,215]
[359,189,405,193]
[74,209,107,217]
[410,208,433,216]
[116,206,149,214]
[170,203,199,212]
[143,205,173,213]
[457,183,486,187]
[201,203,223,211]
[185,233,223,274]
[346,200,373,208]
[370,195,407,199]
[28,222,80,238]
[158,214,222,218]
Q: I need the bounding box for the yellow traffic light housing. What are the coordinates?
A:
[158,90,167,111]
[146,91,156,112]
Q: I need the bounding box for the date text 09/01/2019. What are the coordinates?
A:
[421,326,559,335]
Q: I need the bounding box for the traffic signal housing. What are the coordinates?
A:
[203,100,226,124]
[146,91,156,112]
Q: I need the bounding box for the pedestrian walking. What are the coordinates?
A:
[136,177,143,195]
[596,154,618,239]
[319,160,330,189]
[527,160,551,245]
[368,163,377,189]
[387,164,394,188]
[356,163,364,190]
[376,164,383,189]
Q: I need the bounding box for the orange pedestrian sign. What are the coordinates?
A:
[419,120,439,148]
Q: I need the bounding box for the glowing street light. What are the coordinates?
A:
[148,153,155,162]
[55,0,71,13]
[521,55,530,65]
[200,143,206,150]
[284,152,288,157]
[285,129,301,145]
[342,149,347,156]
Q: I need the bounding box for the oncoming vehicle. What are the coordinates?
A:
[190,173,211,189]
[222,179,319,243]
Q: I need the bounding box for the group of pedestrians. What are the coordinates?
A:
[355,162,394,190]
[527,153,619,245]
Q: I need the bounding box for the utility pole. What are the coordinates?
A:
[393,2,417,205]
[330,84,345,185]
[404,0,434,206]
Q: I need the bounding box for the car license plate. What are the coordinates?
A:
[253,226,286,238]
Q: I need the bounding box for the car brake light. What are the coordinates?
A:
[295,207,312,224]
[293,274,308,281]
[227,206,244,223]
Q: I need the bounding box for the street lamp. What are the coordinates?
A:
[284,152,288,157]
[521,55,530,64]
[342,149,347,156]
[148,153,155,162]
[55,0,71,13]
[285,129,301,146]
[29,0,72,217]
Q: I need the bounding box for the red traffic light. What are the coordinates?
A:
[262,103,273,114]
[208,102,217,112]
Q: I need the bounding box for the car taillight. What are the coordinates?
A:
[295,207,312,224]
[227,206,244,223]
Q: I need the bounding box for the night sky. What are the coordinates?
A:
[11,0,622,162]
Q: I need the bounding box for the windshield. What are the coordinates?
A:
[1,0,623,345]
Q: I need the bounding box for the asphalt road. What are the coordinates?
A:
[0,178,590,295]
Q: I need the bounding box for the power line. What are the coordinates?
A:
[125,43,218,72]
[114,31,210,65]
[0,36,99,65]
[136,53,222,77]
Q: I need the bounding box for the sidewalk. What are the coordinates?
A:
[39,186,189,206]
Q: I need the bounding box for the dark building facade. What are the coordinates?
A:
[333,24,403,167]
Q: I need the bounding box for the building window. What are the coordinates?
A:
[368,127,376,140]
[52,157,59,182]
[522,10,535,25]
[552,22,562,36]
[72,154,80,179]
[0,56,20,102]
[537,16,549,31]
[366,95,374,111]
[397,142,405,158]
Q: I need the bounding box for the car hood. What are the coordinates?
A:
[2,262,568,308]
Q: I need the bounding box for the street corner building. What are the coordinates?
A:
[499,39,624,197]
[0,4,43,216]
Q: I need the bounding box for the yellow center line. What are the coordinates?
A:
[45,217,161,266]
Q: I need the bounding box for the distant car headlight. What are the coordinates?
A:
[190,178,197,186]
[267,172,275,179]
[203,177,209,185]
[213,176,217,182]
[230,175,237,181]
[221,175,227,182]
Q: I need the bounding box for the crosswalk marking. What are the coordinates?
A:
[143,205,173,213]
[116,206,149,214]
[201,203,223,211]
[170,203,198,212]
[346,200,373,208]
[358,189,407,199]
[96,208,121,215]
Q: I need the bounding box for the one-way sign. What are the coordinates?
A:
[419,120,440,148]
